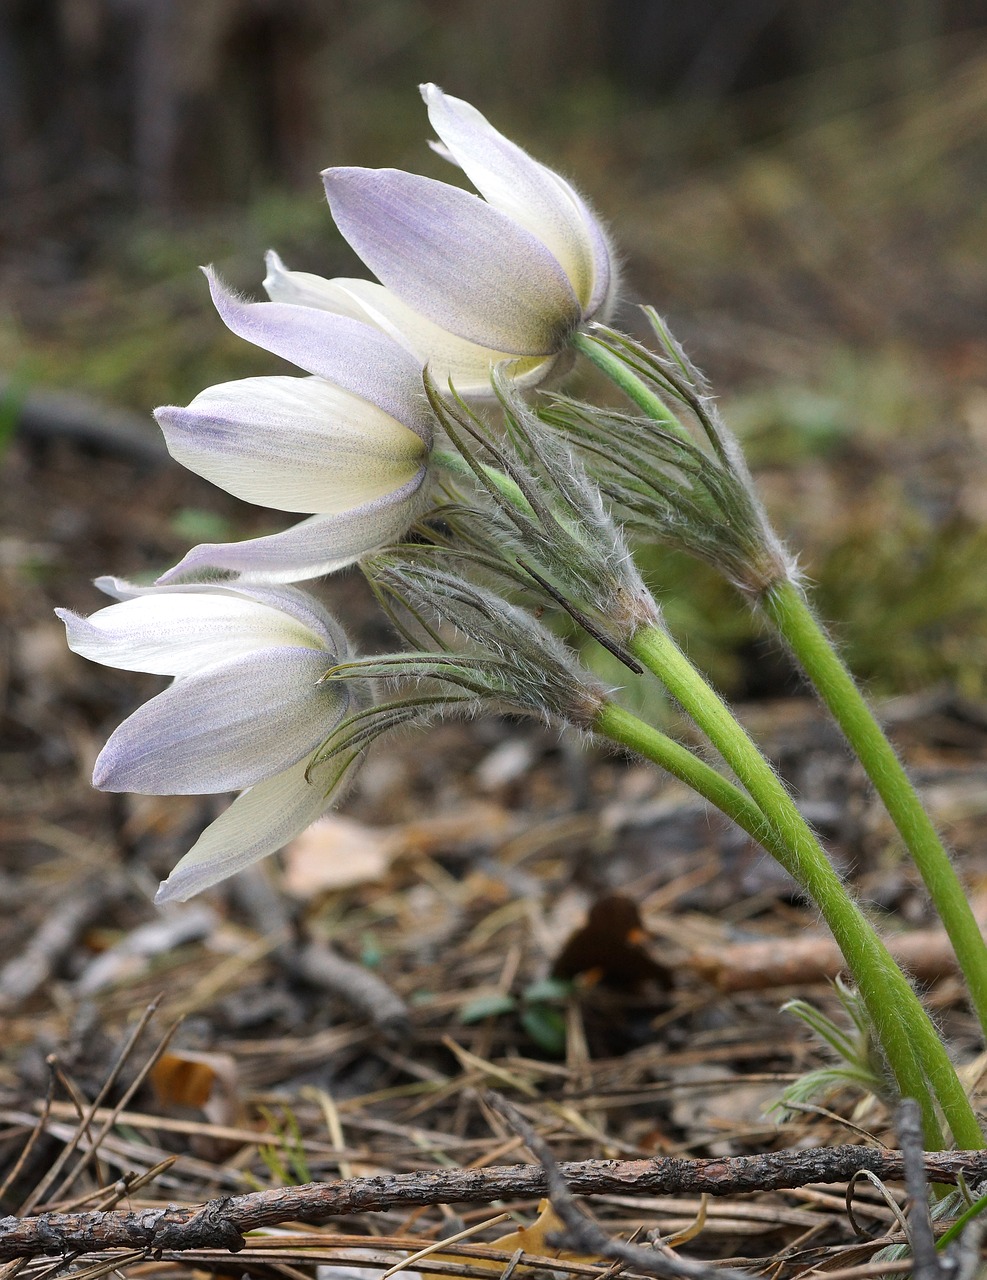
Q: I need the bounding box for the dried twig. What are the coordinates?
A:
[289,941,412,1042]
[0,883,117,1012]
[5,378,167,464]
[896,1099,939,1280]
[486,1092,748,1280]
[19,999,166,1214]
[3,1139,987,1261]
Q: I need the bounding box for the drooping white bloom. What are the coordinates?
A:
[153,269,435,584]
[57,578,362,903]
[269,84,616,398]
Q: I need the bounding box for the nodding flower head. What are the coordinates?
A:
[153,269,435,585]
[272,84,616,398]
[57,579,366,902]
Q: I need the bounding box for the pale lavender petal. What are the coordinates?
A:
[421,83,599,311]
[154,755,354,903]
[155,375,427,515]
[92,577,351,659]
[263,250,375,320]
[156,470,430,585]
[322,167,580,356]
[552,178,616,320]
[93,648,346,794]
[204,269,433,443]
[265,253,542,394]
[57,594,322,677]
[291,276,555,398]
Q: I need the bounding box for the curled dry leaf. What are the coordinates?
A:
[150,1049,242,1129]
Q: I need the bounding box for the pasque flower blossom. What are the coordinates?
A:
[58,579,363,902]
[264,84,616,397]
[154,269,435,584]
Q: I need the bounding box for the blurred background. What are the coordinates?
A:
[3,0,987,1187]
[3,0,987,698]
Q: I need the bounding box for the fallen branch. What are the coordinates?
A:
[3,1144,987,1261]
[690,926,975,992]
[690,894,987,993]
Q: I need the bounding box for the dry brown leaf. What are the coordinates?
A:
[282,815,397,895]
[551,894,671,991]
[282,803,518,897]
[150,1049,242,1128]
[419,1200,600,1280]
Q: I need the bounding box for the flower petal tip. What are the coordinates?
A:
[91,756,119,792]
[154,875,189,905]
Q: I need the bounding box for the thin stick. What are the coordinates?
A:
[4,1145,987,1261]
[896,1099,940,1279]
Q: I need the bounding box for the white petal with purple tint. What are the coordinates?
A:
[154,755,351,903]
[322,167,580,355]
[91,578,351,657]
[263,252,551,396]
[203,269,434,444]
[155,375,427,515]
[421,83,600,310]
[92,647,343,794]
[157,470,430,585]
[262,250,372,318]
[57,593,319,677]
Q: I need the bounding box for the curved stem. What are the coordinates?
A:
[575,337,987,1091]
[572,330,686,435]
[629,621,983,1151]
[764,578,987,1041]
[597,701,790,866]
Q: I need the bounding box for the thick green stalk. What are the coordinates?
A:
[764,578,987,1040]
[576,338,987,1099]
[629,622,983,1151]
[572,330,687,435]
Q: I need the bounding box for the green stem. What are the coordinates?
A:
[935,1190,987,1250]
[764,578,987,1041]
[597,701,791,866]
[573,338,985,1138]
[433,449,534,514]
[629,622,983,1151]
[572,330,686,435]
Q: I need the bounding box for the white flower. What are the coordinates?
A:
[57,579,363,902]
[153,269,435,584]
[266,84,616,398]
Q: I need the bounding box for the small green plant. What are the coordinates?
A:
[460,978,573,1057]
[775,978,894,1116]
[254,1105,312,1188]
